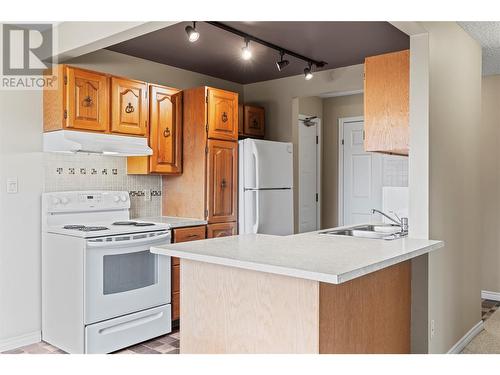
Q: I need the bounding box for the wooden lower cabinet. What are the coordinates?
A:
[207,222,237,238]
[171,225,207,321]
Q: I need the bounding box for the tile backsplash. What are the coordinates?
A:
[382,155,408,187]
[44,153,161,218]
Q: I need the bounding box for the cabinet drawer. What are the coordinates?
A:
[172,292,180,321]
[172,264,180,293]
[207,222,237,238]
[173,226,206,243]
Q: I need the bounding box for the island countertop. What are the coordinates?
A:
[150,231,443,284]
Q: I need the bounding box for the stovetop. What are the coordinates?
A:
[47,221,170,239]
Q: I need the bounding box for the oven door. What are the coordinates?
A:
[84,230,171,325]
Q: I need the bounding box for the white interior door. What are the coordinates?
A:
[298,116,321,233]
[341,119,383,226]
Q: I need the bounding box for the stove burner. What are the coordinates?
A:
[112,221,155,227]
[63,225,108,232]
[63,225,86,230]
[113,221,138,225]
[80,226,109,232]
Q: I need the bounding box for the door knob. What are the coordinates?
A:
[163,127,171,138]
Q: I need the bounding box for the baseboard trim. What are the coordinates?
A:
[447,321,484,354]
[481,290,500,302]
[0,331,41,352]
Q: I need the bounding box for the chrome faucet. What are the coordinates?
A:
[371,209,408,234]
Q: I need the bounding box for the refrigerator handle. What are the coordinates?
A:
[252,141,260,188]
[252,190,260,234]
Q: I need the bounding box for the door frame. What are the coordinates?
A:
[298,114,322,231]
[338,116,364,226]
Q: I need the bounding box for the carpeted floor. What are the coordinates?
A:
[462,300,500,354]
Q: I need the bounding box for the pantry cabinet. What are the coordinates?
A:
[110,77,148,137]
[364,49,409,155]
[206,140,238,223]
[207,88,238,141]
[127,84,183,175]
[163,86,238,227]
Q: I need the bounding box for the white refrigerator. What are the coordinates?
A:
[239,139,294,235]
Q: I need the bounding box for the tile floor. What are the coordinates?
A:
[1,329,179,354]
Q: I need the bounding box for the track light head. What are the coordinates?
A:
[241,39,252,60]
[304,63,313,80]
[276,51,290,72]
[185,22,199,43]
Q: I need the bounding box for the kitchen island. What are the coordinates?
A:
[151,231,443,354]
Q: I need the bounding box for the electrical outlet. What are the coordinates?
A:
[430,319,436,339]
[144,189,151,202]
[6,178,18,194]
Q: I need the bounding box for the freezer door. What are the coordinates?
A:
[242,139,293,189]
[241,189,293,235]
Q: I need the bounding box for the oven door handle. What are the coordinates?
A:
[86,232,171,249]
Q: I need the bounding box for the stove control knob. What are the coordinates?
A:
[120,195,128,202]
[113,196,120,203]
[61,197,69,205]
[52,197,61,205]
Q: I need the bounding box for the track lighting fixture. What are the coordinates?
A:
[185,21,200,43]
[241,39,252,60]
[304,63,313,80]
[276,51,289,72]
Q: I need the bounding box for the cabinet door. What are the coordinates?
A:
[171,225,206,321]
[111,77,148,136]
[66,67,109,132]
[149,85,183,174]
[207,222,237,238]
[364,50,409,155]
[244,105,265,138]
[206,140,238,223]
[207,88,238,141]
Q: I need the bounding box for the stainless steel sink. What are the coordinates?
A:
[319,224,406,240]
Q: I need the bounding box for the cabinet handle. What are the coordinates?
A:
[221,112,228,123]
[221,178,227,189]
[125,102,135,114]
[250,119,259,129]
[82,96,93,107]
[163,127,171,138]
[187,234,199,238]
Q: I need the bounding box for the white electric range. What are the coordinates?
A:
[42,191,172,354]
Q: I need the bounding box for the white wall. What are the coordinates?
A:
[0,90,44,349]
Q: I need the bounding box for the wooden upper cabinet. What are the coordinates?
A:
[206,139,237,223]
[364,49,409,156]
[207,88,238,141]
[149,85,183,174]
[243,105,265,138]
[110,77,148,136]
[66,67,109,132]
[44,65,109,132]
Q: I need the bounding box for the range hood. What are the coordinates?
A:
[43,130,153,156]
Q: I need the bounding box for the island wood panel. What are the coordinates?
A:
[163,87,207,219]
[180,259,319,354]
[319,260,411,354]
[364,49,409,156]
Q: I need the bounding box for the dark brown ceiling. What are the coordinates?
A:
[107,22,409,84]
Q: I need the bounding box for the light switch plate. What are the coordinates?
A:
[7,178,18,194]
